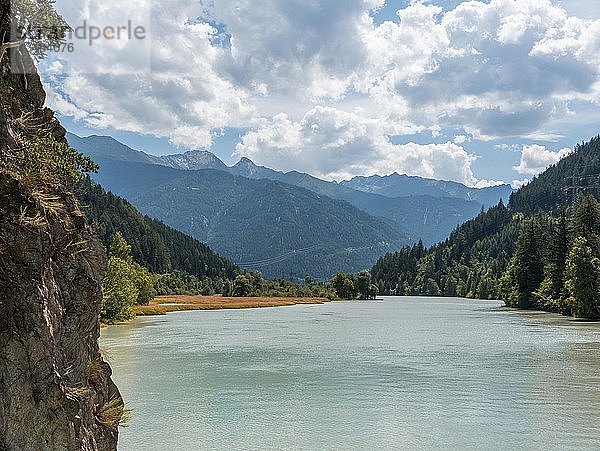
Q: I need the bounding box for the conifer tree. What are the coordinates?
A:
[535,211,570,310]
[565,237,600,319]
[547,211,570,298]
[511,219,545,309]
[572,195,600,255]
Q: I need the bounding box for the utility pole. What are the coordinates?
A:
[563,175,600,207]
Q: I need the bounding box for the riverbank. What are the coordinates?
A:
[133,294,330,315]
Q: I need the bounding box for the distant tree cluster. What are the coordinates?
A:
[230,272,334,298]
[154,271,231,297]
[330,270,378,300]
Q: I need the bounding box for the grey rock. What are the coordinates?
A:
[0,8,121,450]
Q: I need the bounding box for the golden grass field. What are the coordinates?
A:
[132,294,329,316]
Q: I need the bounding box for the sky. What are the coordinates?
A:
[39,0,600,188]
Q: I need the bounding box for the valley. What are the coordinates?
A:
[69,133,511,278]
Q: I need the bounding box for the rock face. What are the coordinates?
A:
[0,7,121,451]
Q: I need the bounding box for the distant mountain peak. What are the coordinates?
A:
[235,156,256,166]
[230,156,284,179]
[159,149,227,171]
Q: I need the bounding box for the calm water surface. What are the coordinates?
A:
[100,297,600,450]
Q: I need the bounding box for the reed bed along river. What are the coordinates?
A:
[101,297,600,450]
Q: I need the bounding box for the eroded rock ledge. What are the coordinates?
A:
[0,4,122,449]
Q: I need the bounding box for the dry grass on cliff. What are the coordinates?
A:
[96,396,131,430]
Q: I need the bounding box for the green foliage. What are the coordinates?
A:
[232,274,252,297]
[370,141,600,317]
[544,212,569,299]
[562,195,600,318]
[508,136,600,215]
[8,0,69,60]
[228,272,333,298]
[331,272,358,299]
[101,233,154,322]
[368,284,379,299]
[86,158,409,279]
[356,271,371,299]
[565,237,600,319]
[131,262,155,305]
[504,219,545,309]
[572,195,600,254]
[153,270,225,296]
[101,256,137,324]
[372,203,516,301]
[353,270,378,299]
[1,131,98,198]
[109,231,132,262]
[371,166,600,318]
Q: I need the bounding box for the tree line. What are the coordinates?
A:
[371,136,600,319]
[371,195,600,319]
[100,231,381,323]
[371,201,518,300]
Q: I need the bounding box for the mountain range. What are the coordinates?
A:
[68,133,513,278]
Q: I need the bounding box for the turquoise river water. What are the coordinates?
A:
[100,296,600,450]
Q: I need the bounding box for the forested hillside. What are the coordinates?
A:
[372,136,600,319]
[127,167,409,279]
[372,201,519,298]
[78,177,239,280]
[234,164,484,244]
[509,136,600,214]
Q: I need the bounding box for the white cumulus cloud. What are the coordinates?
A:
[235,106,481,185]
[513,144,571,174]
[39,0,600,183]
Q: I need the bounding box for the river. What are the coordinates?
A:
[100,296,600,450]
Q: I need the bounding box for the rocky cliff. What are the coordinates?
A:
[0,5,122,450]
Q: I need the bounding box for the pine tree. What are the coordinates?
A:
[511,219,545,309]
[535,212,570,311]
[572,195,600,255]
[547,211,569,298]
[565,237,600,319]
